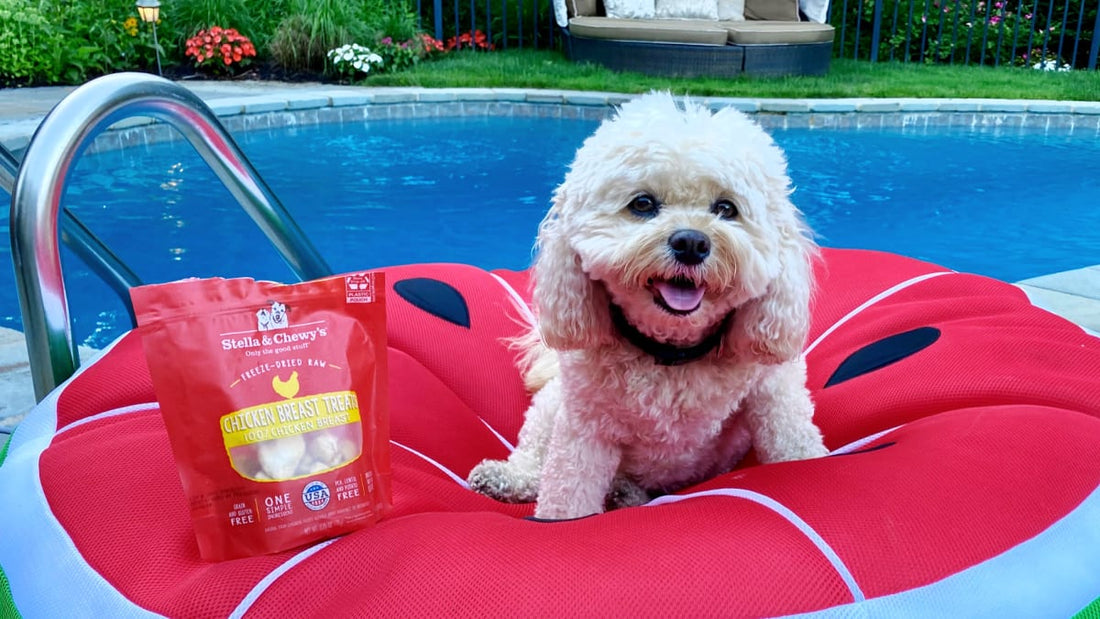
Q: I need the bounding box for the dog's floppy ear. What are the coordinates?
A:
[532,208,613,351]
[723,213,816,365]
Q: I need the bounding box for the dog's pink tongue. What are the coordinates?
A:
[655,281,705,312]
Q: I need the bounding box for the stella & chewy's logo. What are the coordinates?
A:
[345,273,376,304]
[220,301,328,351]
[302,480,331,511]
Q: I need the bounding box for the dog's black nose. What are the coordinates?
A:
[668,229,710,265]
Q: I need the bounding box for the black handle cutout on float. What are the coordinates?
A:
[824,326,941,387]
[394,278,471,328]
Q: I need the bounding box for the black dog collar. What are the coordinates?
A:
[608,303,731,366]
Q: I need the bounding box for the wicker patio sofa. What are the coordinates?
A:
[554,0,835,77]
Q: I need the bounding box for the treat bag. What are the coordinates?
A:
[131,271,391,561]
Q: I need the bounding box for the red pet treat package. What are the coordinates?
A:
[131,272,391,562]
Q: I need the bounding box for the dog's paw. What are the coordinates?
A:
[467,459,538,503]
[605,476,650,511]
[765,436,829,463]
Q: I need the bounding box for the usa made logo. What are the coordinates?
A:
[302,480,331,511]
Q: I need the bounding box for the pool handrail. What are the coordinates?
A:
[11,72,333,402]
[0,143,20,191]
[5,142,145,329]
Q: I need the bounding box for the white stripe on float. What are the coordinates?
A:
[805,271,953,357]
[391,440,470,489]
[229,539,338,619]
[646,488,865,603]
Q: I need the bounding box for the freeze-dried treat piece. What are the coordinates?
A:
[257,435,306,479]
[308,430,342,468]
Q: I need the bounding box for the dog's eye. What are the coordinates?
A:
[627,194,660,218]
[711,199,739,221]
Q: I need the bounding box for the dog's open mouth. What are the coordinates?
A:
[649,275,705,315]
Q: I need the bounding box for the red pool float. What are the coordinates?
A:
[2,248,1099,616]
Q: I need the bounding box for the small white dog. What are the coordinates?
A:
[256,307,273,331]
[467,92,828,519]
[269,301,289,329]
[258,301,289,331]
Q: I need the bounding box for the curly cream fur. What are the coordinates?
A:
[468,92,827,519]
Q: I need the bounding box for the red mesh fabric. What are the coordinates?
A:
[386,449,533,519]
[806,249,950,344]
[252,491,852,617]
[690,405,1100,598]
[54,331,155,429]
[383,263,532,444]
[39,411,292,616]
[806,271,1100,446]
[388,348,513,476]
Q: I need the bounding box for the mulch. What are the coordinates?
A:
[161,60,329,84]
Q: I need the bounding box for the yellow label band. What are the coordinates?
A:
[221,391,361,448]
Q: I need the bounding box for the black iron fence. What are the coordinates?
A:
[415,0,557,50]
[830,0,1099,69]
[415,0,1098,70]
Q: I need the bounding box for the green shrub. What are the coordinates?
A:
[171,0,252,35]
[249,0,291,49]
[0,0,63,85]
[268,0,368,72]
[38,0,164,83]
[169,0,284,48]
[363,0,421,42]
[269,14,325,72]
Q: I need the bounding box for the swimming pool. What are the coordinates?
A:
[2,113,1097,348]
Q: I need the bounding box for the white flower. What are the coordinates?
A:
[326,43,385,76]
[1032,58,1072,72]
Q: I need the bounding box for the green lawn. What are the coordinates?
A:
[367,49,1100,101]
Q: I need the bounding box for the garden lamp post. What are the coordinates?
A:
[135,0,162,76]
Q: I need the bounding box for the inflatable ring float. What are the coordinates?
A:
[2,248,1099,617]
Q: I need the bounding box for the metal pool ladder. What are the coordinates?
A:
[6,72,333,402]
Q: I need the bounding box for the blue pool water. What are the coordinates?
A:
[2,115,1098,348]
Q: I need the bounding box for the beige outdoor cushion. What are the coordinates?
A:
[568,0,599,16]
[569,16,729,45]
[722,20,833,44]
[743,0,800,21]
